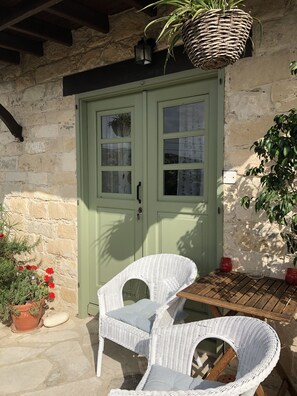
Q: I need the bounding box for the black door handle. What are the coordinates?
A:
[137,181,141,203]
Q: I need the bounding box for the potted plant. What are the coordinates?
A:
[143,0,253,70]
[240,107,297,284]
[0,204,55,331]
[108,113,131,137]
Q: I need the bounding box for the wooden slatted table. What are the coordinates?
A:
[177,271,297,396]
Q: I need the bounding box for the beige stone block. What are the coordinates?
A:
[0,157,17,171]
[35,58,73,83]
[6,197,28,215]
[271,78,297,104]
[110,10,148,42]
[225,115,275,147]
[22,112,46,126]
[39,155,58,173]
[6,172,27,182]
[47,239,76,258]
[28,222,54,239]
[57,223,77,240]
[24,141,46,154]
[30,124,59,139]
[226,90,272,120]
[43,40,72,61]
[60,287,78,305]
[0,81,14,94]
[28,201,48,219]
[47,136,76,153]
[246,0,286,21]
[224,147,258,170]
[23,84,46,102]
[45,109,75,124]
[229,50,293,91]
[59,274,78,289]
[61,151,76,172]
[58,185,78,199]
[256,11,297,53]
[15,72,35,91]
[28,172,48,185]
[48,202,77,221]
[48,171,76,185]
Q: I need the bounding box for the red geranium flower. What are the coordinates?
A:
[44,275,51,282]
[46,267,54,275]
[48,282,55,289]
[26,265,31,270]
[31,265,38,270]
[48,292,55,299]
[18,265,24,271]
[0,233,4,239]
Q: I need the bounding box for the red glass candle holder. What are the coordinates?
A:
[285,268,297,285]
[220,257,232,272]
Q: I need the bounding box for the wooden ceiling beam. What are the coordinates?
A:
[0,32,43,56]
[10,19,73,46]
[0,48,20,64]
[0,0,63,31]
[47,0,109,34]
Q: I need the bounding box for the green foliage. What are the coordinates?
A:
[290,60,297,75]
[240,108,297,265]
[0,204,55,322]
[142,0,248,68]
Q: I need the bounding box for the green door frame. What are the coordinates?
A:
[75,68,224,318]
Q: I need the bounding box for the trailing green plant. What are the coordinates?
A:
[240,108,297,265]
[142,0,250,67]
[290,60,297,75]
[0,204,55,322]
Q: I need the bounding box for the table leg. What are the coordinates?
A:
[276,361,297,396]
[205,347,235,380]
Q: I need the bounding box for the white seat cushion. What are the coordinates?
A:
[143,365,224,391]
[106,299,160,333]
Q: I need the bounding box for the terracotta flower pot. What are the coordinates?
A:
[10,300,44,332]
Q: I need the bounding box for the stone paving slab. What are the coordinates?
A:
[0,315,288,396]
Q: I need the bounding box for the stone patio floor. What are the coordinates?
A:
[0,314,290,395]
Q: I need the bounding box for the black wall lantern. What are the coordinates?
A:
[134,38,156,65]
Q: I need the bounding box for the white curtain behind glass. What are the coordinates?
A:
[177,103,204,195]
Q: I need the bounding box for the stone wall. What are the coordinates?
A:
[224,0,297,277]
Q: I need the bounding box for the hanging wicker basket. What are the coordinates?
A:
[181,9,253,70]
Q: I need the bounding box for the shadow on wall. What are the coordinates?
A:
[223,171,290,279]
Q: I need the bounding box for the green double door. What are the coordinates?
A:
[86,76,221,314]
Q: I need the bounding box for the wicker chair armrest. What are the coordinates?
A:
[98,286,124,314]
[152,296,185,329]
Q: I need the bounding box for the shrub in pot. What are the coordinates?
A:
[0,204,55,331]
[240,108,297,284]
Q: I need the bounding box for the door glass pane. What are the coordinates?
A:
[163,102,205,133]
[164,137,204,164]
[102,171,131,194]
[101,143,131,166]
[164,169,204,196]
[101,113,131,138]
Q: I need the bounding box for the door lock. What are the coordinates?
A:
[137,207,143,220]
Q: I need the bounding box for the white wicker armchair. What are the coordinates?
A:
[108,316,281,396]
[97,254,198,377]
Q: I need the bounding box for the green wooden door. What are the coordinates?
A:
[145,80,218,275]
[86,76,219,314]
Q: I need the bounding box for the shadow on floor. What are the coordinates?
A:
[85,314,147,390]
